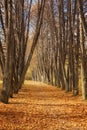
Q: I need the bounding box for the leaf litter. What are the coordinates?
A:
[0,81,87,130]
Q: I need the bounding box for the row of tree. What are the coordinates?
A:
[0,0,45,103]
[0,0,87,103]
[31,0,87,100]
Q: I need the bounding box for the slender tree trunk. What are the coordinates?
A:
[1,0,13,103]
[79,14,87,100]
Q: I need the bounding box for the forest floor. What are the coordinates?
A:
[0,81,87,130]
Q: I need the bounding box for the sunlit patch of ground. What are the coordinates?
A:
[0,81,87,130]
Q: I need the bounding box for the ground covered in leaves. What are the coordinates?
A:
[0,81,87,130]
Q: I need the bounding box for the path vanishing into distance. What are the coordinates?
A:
[0,81,87,130]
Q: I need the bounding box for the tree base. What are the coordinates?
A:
[0,90,9,104]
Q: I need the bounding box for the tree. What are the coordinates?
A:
[31,0,87,99]
[0,0,45,103]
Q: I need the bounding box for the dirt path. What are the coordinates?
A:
[0,81,87,130]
